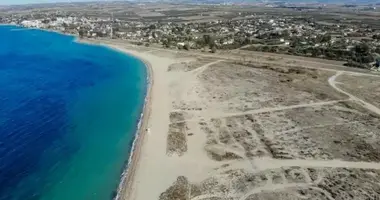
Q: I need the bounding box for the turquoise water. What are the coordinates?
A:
[0,26,147,200]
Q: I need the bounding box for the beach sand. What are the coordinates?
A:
[98,42,219,200]
[102,43,181,200]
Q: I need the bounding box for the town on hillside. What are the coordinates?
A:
[1,1,379,70]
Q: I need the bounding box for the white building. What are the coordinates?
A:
[21,20,43,28]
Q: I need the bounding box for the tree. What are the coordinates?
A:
[354,43,369,54]
[290,37,302,48]
[243,37,251,45]
[203,34,212,46]
[211,46,217,53]
[262,46,270,52]
[167,36,173,45]
[42,19,50,24]
[311,48,322,57]
[195,38,205,48]
[320,34,332,43]
[269,46,277,53]
[282,30,290,39]
[209,41,216,49]
[162,40,170,48]
[375,47,380,54]
[78,29,85,38]
[352,43,372,64]
[184,43,190,51]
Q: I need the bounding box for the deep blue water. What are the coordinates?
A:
[0,26,147,200]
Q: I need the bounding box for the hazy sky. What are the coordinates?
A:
[0,0,107,5]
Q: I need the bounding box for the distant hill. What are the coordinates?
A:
[157,0,380,5]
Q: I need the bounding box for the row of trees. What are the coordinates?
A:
[161,34,218,53]
[244,43,374,67]
[161,32,379,60]
[373,34,380,40]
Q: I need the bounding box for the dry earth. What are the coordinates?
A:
[162,51,380,200]
[337,74,380,110]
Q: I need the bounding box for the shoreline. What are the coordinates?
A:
[13,23,154,199]
[80,39,154,200]
[19,23,153,199]
[31,24,154,199]
[0,25,154,199]
[44,28,154,199]
[0,23,77,37]
[80,39,176,200]
[108,44,154,200]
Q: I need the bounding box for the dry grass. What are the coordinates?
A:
[167,122,188,156]
[159,176,189,200]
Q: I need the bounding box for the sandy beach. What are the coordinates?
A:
[95,41,216,200]
[93,41,179,200]
[84,39,380,200]
[107,46,155,200]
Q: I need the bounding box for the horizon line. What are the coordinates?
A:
[1,0,379,7]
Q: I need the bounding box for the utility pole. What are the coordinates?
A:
[110,12,114,39]
[107,0,113,39]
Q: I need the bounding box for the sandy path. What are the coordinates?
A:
[179,59,223,101]
[238,183,327,200]
[255,157,380,170]
[279,120,366,134]
[174,100,346,123]
[328,71,380,116]
[190,59,223,74]
[215,156,380,178]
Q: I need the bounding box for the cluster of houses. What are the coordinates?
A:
[1,7,380,69]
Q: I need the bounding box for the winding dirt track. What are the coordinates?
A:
[328,71,380,116]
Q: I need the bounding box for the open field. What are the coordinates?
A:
[337,74,380,109]
[163,53,380,200]
[92,39,380,200]
[161,52,380,200]
[2,2,380,24]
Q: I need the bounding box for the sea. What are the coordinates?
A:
[0,25,147,200]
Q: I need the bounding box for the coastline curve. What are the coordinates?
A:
[94,42,154,200]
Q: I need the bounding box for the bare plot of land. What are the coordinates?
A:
[337,73,380,110]
[171,61,347,116]
[167,57,219,72]
[185,101,380,163]
[160,168,380,200]
[136,11,165,17]
[160,55,380,200]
